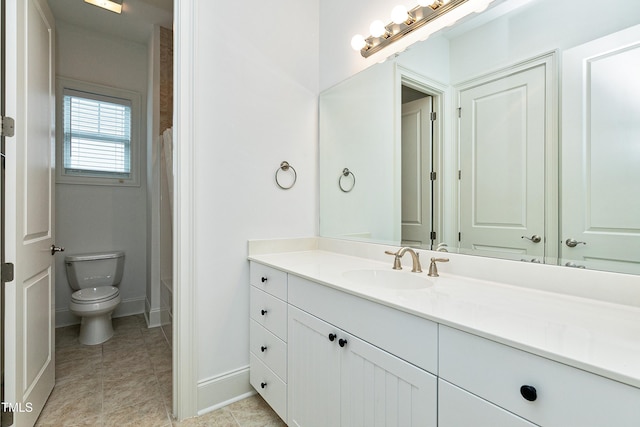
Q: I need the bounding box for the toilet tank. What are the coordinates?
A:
[65,251,125,291]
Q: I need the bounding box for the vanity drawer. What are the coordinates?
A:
[250,319,287,381]
[250,262,287,301]
[250,353,287,423]
[439,379,535,427]
[250,286,287,341]
[439,325,640,427]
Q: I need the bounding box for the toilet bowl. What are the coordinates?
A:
[65,251,125,345]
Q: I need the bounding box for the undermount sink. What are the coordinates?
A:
[342,269,434,290]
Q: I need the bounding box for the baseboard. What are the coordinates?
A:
[145,298,163,328]
[55,296,146,328]
[196,366,253,415]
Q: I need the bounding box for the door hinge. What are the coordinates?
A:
[1,116,15,138]
[430,231,437,240]
[430,171,437,181]
[458,232,461,241]
[430,111,436,121]
[457,107,461,118]
[1,263,15,283]
[458,170,461,180]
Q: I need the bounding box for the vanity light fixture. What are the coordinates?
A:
[84,0,123,14]
[353,0,468,58]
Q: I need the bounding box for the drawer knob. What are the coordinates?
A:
[261,346,268,352]
[261,276,268,283]
[261,382,267,389]
[328,333,337,342]
[520,385,537,402]
[261,309,268,316]
[339,338,348,348]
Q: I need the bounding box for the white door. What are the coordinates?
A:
[401,96,434,248]
[288,306,341,427]
[458,63,546,262]
[1,0,5,422]
[340,331,437,427]
[4,0,56,425]
[561,25,640,274]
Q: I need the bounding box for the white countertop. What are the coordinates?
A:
[248,249,640,389]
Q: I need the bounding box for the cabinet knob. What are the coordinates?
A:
[261,276,268,283]
[261,346,267,352]
[328,333,337,342]
[520,385,537,402]
[261,382,267,389]
[339,338,348,348]
[261,309,268,316]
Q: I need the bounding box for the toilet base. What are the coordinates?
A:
[78,313,114,345]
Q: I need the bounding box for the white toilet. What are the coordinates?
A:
[65,251,124,345]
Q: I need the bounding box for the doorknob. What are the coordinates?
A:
[50,245,65,255]
[521,235,542,243]
[565,239,587,248]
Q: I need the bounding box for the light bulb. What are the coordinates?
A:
[370,20,388,38]
[351,34,367,51]
[474,0,491,13]
[391,5,410,24]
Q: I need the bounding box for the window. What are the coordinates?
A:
[57,78,140,186]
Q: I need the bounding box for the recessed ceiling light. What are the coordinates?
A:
[84,0,123,14]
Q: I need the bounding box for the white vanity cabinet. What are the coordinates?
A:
[287,275,438,427]
[288,305,437,427]
[439,325,640,427]
[248,257,640,427]
[249,263,288,422]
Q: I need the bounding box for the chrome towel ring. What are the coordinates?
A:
[275,161,297,190]
[339,168,356,193]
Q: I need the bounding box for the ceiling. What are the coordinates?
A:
[48,0,173,44]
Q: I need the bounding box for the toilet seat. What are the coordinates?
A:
[71,286,119,304]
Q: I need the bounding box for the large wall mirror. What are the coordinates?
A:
[319,0,640,275]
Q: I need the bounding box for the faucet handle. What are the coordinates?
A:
[384,250,402,270]
[428,257,449,277]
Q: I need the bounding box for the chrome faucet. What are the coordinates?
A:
[384,247,422,272]
[427,257,449,277]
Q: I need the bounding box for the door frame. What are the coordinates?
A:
[173,0,198,420]
[0,0,198,422]
[453,52,559,264]
[396,65,447,248]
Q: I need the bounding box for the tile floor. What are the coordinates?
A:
[36,314,285,427]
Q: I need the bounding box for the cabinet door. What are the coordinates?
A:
[340,332,437,427]
[439,379,535,427]
[288,306,341,427]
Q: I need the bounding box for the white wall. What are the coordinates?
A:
[319,60,399,243]
[54,22,149,326]
[187,0,319,411]
[449,0,640,83]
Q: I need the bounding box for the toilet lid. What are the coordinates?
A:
[71,286,119,303]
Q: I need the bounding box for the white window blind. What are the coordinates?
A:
[63,89,132,178]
